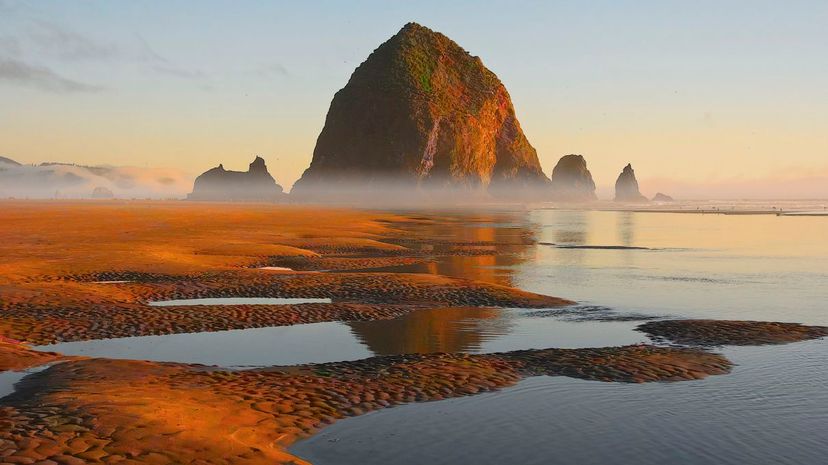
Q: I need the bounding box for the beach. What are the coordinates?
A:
[1,200,826,464]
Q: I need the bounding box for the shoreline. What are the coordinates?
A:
[1,201,826,465]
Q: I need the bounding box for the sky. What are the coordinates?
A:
[1,0,827,198]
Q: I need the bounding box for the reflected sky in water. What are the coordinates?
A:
[293,209,828,465]
[518,210,828,325]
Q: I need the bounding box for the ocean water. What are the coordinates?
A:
[291,208,828,465]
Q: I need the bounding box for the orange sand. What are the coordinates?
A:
[1,346,731,464]
[0,201,571,345]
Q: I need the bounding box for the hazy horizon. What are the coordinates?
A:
[2,0,827,199]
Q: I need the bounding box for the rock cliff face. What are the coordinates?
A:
[291,22,549,200]
[188,156,284,201]
[614,164,648,202]
[549,154,596,201]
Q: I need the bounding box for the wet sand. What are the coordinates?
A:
[638,319,828,346]
[0,201,569,345]
[0,338,63,372]
[0,345,731,465]
[1,200,826,465]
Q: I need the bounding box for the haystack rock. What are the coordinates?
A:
[549,154,596,201]
[291,22,549,201]
[614,164,648,202]
[188,156,284,201]
[652,192,674,202]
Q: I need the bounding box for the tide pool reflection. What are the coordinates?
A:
[346,212,539,354]
[380,211,540,286]
[347,307,508,355]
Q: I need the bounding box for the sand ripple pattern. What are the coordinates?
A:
[0,345,730,465]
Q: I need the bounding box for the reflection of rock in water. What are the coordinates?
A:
[347,307,514,355]
[553,230,587,244]
[349,212,533,354]
[389,212,538,287]
[548,210,590,246]
[617,211,635,247]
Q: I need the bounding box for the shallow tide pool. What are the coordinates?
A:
[37,307,648,367]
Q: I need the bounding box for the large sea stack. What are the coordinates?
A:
[549,154,596,201]
[188,156,284,201]
[291,22,549,201]
[614,164,648,202]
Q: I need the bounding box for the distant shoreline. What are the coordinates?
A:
[1,198,827,216]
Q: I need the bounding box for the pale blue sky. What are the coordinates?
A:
[2,0,827,195]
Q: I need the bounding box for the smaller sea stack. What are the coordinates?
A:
[652,192,674,202]
[549,154,596,201]
[614,164,648,202]
[188,156,284,201]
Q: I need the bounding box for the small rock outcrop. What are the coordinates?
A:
[614,164,648,202]
[91,186,114,199]
[549,155,596,201]
[652,192,674,202]
[291,22,549,201]
[188,156,284,201]
[0,156,21,166]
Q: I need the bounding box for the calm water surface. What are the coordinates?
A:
[39,309,647,367]
[294,341,828,465]
[291,209,828,465]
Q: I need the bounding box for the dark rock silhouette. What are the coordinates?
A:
[549,155,596,201]
[0,156,21,166]
[614,164,648,202]
[91,186,114,199]
[188,156,284,201]
[292,22,549,201]
[652,192,674,202]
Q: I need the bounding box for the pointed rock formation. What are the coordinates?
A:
[652,192,674,202]
[188,156,284,201]
[291,22,549,201]
[614,164,648,202]
[549,154,596,201]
